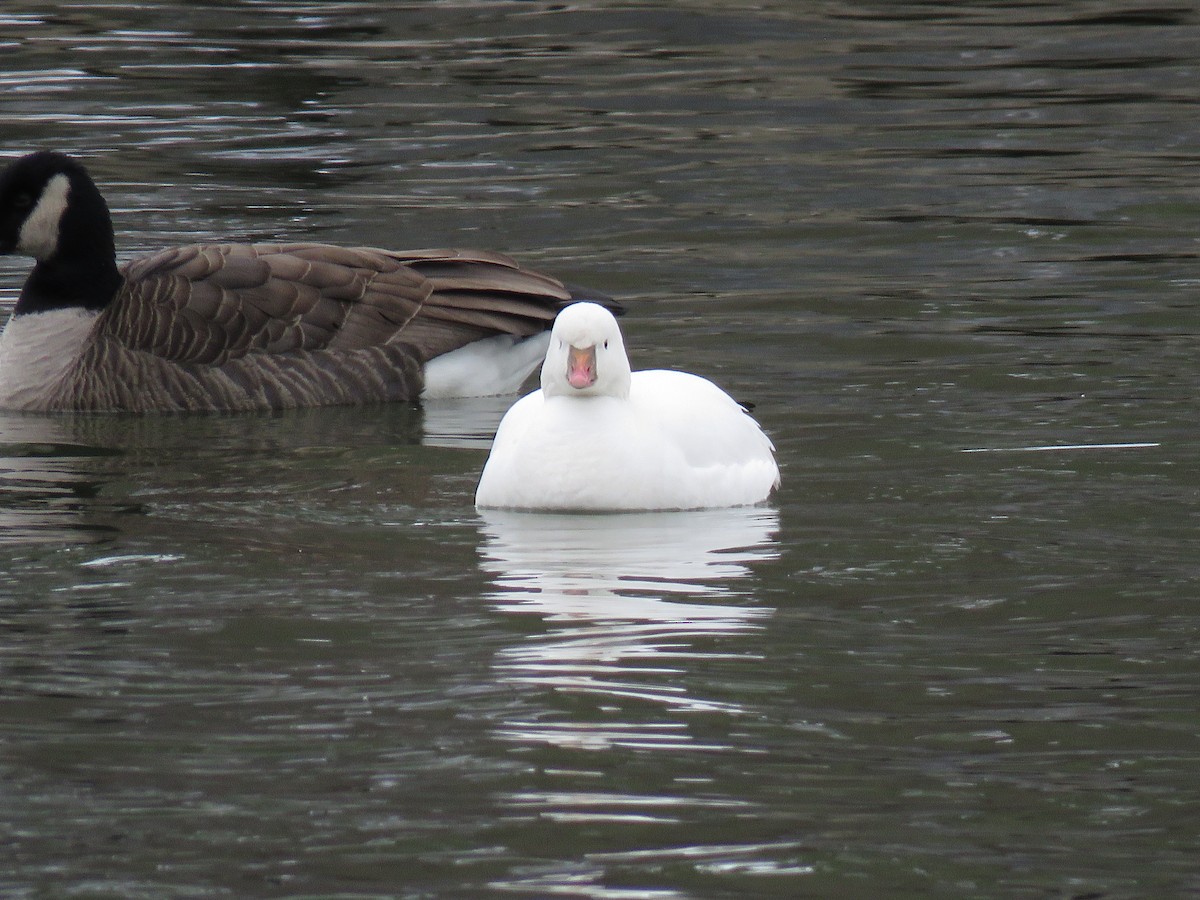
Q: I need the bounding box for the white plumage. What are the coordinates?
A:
[475,302,780,511]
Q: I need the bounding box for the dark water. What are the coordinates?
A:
[2,2,1199,897]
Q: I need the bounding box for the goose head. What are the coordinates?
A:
[0,151,121,314]
[541,301,632,399]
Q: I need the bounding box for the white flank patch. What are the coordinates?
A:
[18,172,71,260]
[0,307,99,410]
[422,332,551,399]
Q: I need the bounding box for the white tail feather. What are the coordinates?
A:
[421,332,551,399]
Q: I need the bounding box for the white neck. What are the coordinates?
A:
[0,308,98,410]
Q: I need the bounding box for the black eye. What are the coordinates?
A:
[603,340,609,349]
[12,192,34,210]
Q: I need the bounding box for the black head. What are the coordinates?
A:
[0,151,120,313]
[0,151,114,259]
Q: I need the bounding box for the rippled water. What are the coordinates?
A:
[2,2,1198,897]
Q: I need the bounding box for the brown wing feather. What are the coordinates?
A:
[380,249,574,361]
[103,242,592,367]
[108,243,430,364]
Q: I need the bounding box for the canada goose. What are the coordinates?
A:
[0,150,614,412]
[475,302,780,511]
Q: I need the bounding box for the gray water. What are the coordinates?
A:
[1,2,1198,897]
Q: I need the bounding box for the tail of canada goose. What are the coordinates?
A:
[376,247,578,360]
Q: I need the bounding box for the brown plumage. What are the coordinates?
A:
[58,244,573,412]
[0,151,612,413]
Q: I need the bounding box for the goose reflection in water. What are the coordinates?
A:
[477,507,780,751]
[420,396,515,450]
[0,413,121,544]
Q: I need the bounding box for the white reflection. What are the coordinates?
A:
[479,507,781,606]
[478,507,780,750]
[421,396,515,450]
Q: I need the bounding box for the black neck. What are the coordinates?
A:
[16,254,122,315]
[12,166,123,316]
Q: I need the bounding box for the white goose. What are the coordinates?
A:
[475,302,780,511]
[0,151,614,412]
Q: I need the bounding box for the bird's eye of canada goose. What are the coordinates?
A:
[12,192,34,210]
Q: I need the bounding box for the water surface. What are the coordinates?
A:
[1,2,1198,897]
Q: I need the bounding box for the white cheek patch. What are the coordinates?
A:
[18,173,70,260]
